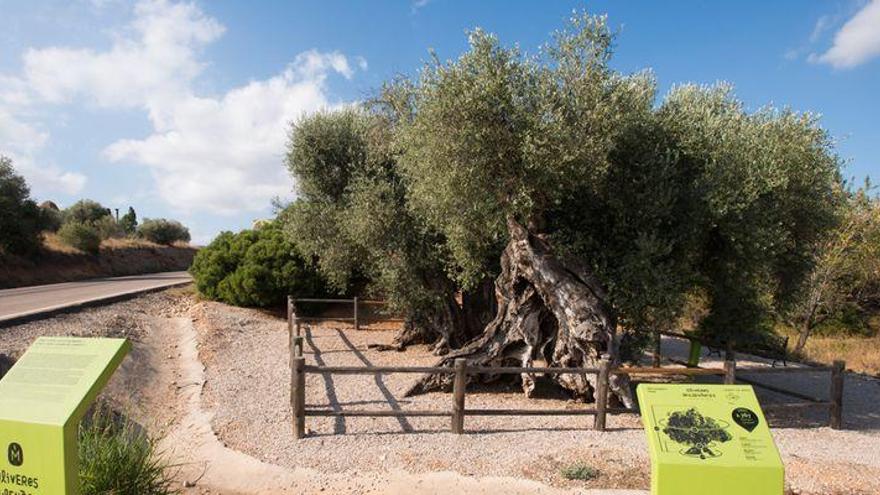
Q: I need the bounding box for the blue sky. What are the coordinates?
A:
[1,0,878,244]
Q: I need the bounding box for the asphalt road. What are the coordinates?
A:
[0,271,192,325]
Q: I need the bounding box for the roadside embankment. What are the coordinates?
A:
[0,237,196,289]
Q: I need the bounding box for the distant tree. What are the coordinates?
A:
[787,183,880,351]
[93,215,124,240]
[0,156,45,255]
[65,199,111,225]
[58,222,102,254]
[119,207,138,235]
[39,201,63,233]
[137,219,191,245]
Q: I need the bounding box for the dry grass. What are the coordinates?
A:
[797,334,880,376]
[44,233,184,253]
[42,232,85,254]
[776,323,880,377]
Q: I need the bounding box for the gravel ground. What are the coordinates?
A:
[194,301,880,494]
[3,292,878,494]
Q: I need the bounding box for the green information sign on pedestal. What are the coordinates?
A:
[0,337,130,495]
[637,384,783,495]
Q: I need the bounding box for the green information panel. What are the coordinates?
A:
[0,337,130,495]
[637,384,783,495]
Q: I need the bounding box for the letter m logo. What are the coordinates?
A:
[7,443,22,466]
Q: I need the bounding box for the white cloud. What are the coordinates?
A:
[23,0,224,108]
[7,0,365,215]
[0,93,86,196]
[412,0,432,13]
[104,55,355,214]
[813,0,880,68]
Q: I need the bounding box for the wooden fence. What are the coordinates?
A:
[288,296,400,331]
[287,298,845,439]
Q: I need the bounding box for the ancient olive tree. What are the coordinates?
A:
[396,16,839,404]
[284,13,841,405]
[284,107,495,353]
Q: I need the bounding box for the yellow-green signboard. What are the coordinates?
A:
[0,337,130,495]
[637,384,783,495]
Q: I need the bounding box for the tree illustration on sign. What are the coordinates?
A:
[661,408,732,459]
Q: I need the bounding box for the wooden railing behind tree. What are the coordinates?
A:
[286,296,846,439]
[288,296,401,332]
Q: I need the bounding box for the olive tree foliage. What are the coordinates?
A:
[395,13,840,357]
[283,107,490,351]
[398,18,653,289]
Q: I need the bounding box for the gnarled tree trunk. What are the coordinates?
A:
[405,218,634,407]
[393,277,497,355]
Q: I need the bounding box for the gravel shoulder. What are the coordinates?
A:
[195,301,880,495]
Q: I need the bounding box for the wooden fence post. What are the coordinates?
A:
[451,358,467,434]
[830,360,845,429]
[594,356,610,431]
[287,295,293,335]
[293,335,304,358]
[292,356,306,439]
[353,296,359,331]
[652,329,662,368]
[723,360,736,385]
[289,297,300,337]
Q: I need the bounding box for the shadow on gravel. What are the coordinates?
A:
[304,326,346,434]
[335,328,414,433]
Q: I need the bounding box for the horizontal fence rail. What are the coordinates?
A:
[288,296,403,332]
[287,295,845,438]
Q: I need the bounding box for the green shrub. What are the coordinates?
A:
[59,222,102,254]
[94,215,124,240]
[65,199,111,224]
[190,221,328,307]
[40,206,64,233]
[560,462,600,481]
[138,219,191,245]
[78,407,177,495]
[0,156,45,255]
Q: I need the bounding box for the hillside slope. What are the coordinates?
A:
[0,236,196,288]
